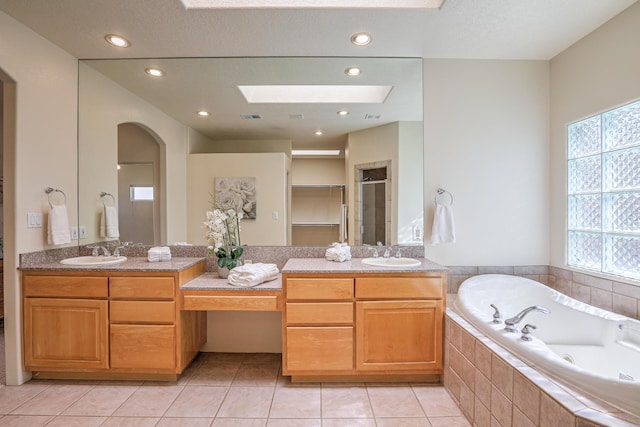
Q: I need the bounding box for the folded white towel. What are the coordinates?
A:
[228,263,279,288]
[100,205,120,238]
[48,204,71,245]
[148,246,171,262]
[430,203,456,245]
[325,242,352,262]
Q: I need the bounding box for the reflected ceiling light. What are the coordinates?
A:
[238,85,392,103]
[314,130,324,136]
[292,150,341,156]
[351,32,372,46]
[105,34,130,48]
[197,110,210,116]
[337,110,350,116]
[345,67,362,77]
[145,67,165,77]
[182,0,444,8]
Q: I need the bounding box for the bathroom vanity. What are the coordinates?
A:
[20,254,446,383]
[281,258,446,382]
[21,258,206,380]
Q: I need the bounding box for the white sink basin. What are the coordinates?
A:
[60,256,128,266]
[361,257,421,268]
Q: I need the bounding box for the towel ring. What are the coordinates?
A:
[434,188,453,206]
[100,192,115,206]
[45,187,66,208]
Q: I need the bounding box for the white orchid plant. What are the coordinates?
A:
[204,203,244,270]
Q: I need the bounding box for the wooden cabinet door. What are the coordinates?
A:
[23,298,109,370]
[285,326,353,373]
[355,300,443,372]
[110,324,176,370]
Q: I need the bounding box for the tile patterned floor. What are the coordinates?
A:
[0,328,470,426]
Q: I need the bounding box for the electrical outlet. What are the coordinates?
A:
[79,226,87,239]
[71,226,79,240]
[413,225,423,241]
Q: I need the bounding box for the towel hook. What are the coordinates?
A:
[434,188,453,206]
[100,192,115,206]
[45,187,66,208]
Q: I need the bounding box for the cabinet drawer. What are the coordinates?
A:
[286,278,354,300]
[110,300,175,323]
[355,277,444,300]
[23,276,109,298]
[286,326,353,371]
[110,324,176,369]
[286,302,353,325]
[110,277,175,299]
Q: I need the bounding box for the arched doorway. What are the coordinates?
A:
[117,123,161,245]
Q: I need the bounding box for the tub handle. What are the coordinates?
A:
[520,324,536,341]
[490,304,502,324]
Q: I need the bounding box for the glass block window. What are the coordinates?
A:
[567,99,640,280]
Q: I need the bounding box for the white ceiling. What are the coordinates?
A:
[0,0,635,60]
[1,0,636,151]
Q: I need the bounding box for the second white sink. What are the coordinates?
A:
[60,256,128,266]
[361,257,421,268]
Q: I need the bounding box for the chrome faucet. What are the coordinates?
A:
[98,245,111,256]
[504,305,550,332]
[383,246,395,258]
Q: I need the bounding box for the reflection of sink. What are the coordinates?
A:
[60,256,128,266]
[361,257,421,268]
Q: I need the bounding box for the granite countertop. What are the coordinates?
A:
[20,256,207,272]
[282,257,447,273]
[181,272,282,291]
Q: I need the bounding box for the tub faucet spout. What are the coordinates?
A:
[504,305,550,332]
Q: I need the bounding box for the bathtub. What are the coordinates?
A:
[453,274,640,417]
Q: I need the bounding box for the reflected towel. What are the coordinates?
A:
[228,263,279,288]
[48,204,71,245]
[100,205,120,238]
[325,242,352,262]
[148,246,171,262]
[430,203,456,245]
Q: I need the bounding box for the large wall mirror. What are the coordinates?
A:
[78,57,424,247]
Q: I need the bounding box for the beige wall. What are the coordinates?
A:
[79,63,189,245]
[549,2,640,277]
[186,152,289,246]
[1,10,79,385]
[291,158,345,185]
[423,59,550,267]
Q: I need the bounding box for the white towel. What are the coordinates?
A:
[48,204,71,245]
[148,246,171,262]
[430,203,456,245]
[227,263,279,288]
[325,242,352,262]
[100,205,120,238]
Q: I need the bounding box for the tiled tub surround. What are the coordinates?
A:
[445,309,640,427]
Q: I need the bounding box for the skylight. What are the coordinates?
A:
[182,0,444,9]
[238,85,393,104]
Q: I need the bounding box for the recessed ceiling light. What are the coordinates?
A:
[145,67,165,77]
[314,130,324,136]
[337,110,350,116]
[292,150,341,156]
[351,32,372,46]
[345,67,362,77]
[105,34,131,48]
[197,110,210,117]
